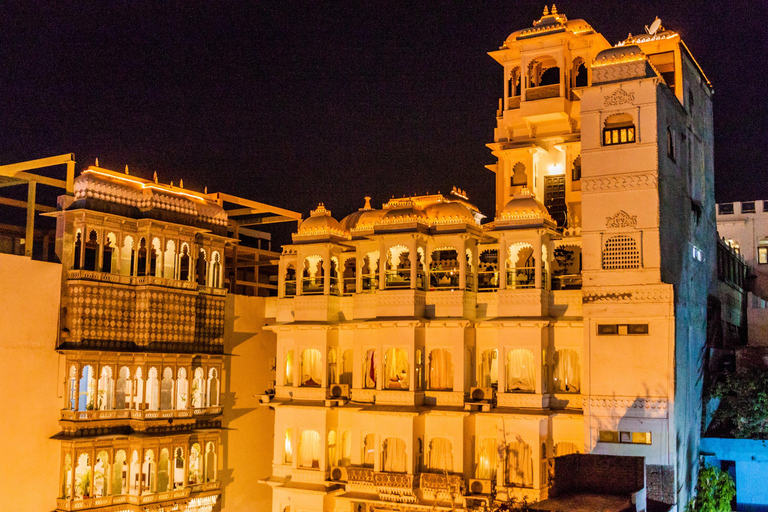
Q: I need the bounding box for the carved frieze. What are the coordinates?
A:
[582,284,673,304]
[603,88,636,106]
[582,172,658,194]
[605,210,637,229]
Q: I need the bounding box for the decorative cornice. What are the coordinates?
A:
[582,285,673,304]
[582,172,658,194]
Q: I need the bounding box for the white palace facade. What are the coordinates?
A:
[263,7,715,512]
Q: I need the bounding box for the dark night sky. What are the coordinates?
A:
[1,1,765,238]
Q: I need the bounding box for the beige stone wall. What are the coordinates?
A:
[0,254,63,511]
[220,294,276,511]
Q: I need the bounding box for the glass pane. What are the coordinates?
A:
[604,131,611,145]
[620,129,627,143]
[612,130,619,144]
[632,432,652,444]
[628,127,635,142]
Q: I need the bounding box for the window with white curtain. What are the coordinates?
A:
[384,348,410,390]
[363,434,375,467]
[428,349,454,390]
[506,349,535,392]
[476,438,498,480]
[554,441,580,457]
[340,349,353,385]
[328,430,338,466]
[363,349,377,389]
[382,437,407,473]
[284,429,293,464]
[284,350,294,386]
[506,440,533,487]
[299,430,321,468]
[328,349,338,385]
[428,437,453,473]
[300,348,322,387]
[339,431,351,467]
[478,349,498,388]
[553,349,580,393]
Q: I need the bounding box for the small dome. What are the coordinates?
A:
[593,45,644,65]
[340,196,386,232]
[500,191,552,221]
[297,203,343,235]
[382,206,427,223]
[424,201,475,223]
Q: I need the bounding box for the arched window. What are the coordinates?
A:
[210,251,222,288]
[150,238,161,277]
[112,450,127,496]
[508,66,521,97]
[158,448,171,492]
[103,232,117,273]
[173,447,185,489]
[164,240,176,279]
[603,113,636,146]
[428,349,454,391]
[602,235,640,269]
[478,249,499,291]
[129,450,140,495]
[78,365,95,411]
[339,431,352,467]
[384,348,409,390]
[196,248,207,285]
[506,440,533,487]
[382,437,407,473]
[73,230,82,270]
[120,236,134,276]
[160,367,174,410]
[176,368,188,409]
[362,251,380,292]
[300,349,322,387]
[363,349,377,389]
[98,366,114,410]
[205,442,217,482]
[62,453,73,499]
[302,255,325,294]
[478,349,498,388]
[342,257,356,294]
[340,349,353,386]
[137,238,148,277]
[416,349,424,390]
[189,444,202,484]
[67,365,78,410]
[284,429,293,464]
[328,349,338,385]
[572,57,588,88]
[385,245,411,288]
[553,349,580,393]
[207,368,220,406]
[528,56,559,88]
[83,230,99,270]
[133,367,143,411]
[192,368,205,408]
[428,437,453,473]
[74,453,91,499]
[94,451,109,497]
[284,264,297,296]
[142,450,156,493]
[146,367,160,411]
[429,248,459,290]
[476,438,498,480]
[511,162,527,186]
[507,243,535,289]
[284,350,294,386]
[506,349,535,392]
[179,243,191,281]
[363,433,376,467]
[298,431,321,469]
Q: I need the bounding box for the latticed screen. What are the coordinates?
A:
[602,235,640,269]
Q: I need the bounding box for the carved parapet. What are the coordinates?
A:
[586,395,669,418]
[418,472,465,502]
[351,388,376,403]
[424,391,465,406]
[496,393,550,409]
[347,466,375,488]
[374,472,418,503]
[375,390,425,406]
[525,84,560,101]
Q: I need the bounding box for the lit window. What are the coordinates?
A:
[742,202,756,214]
[718,203,734,215]
[759,246,768,265]
[598,430,652,445]
[597,324,649,336]
[604,127,635,146]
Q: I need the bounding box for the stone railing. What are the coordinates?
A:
[60,406,221,422]
[525,84,560,101]
[346,466,375,488]
[507,96,521,109]
[419,472,465,501]
[55,487,198,511]
[67,269,227,295]
[374,472,418,503]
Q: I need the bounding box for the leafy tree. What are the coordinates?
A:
[552,247,574,276]
[686,465,735,512]
[710,367,768,438]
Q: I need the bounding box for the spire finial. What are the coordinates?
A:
[125,165,129,175]
[204,186,208,194]
[551,4,557,14]
[543,5,549,15]
[95,158,99,167]
[153,171,158,183]
[179,179,184,188]
[363,196,372,210]
[170,180,174,187]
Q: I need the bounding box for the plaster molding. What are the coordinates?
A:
[582,172,658,194]
[497,393,550,408]
[586,395,669,418]
[605,210,638,229]
[582,284,673,304]
[603,87,636,106]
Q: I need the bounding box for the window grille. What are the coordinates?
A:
[741,201,756,214]
[602,235,640,269]
[718,203,734,215]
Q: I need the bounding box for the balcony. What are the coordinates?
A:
[507,96,521,110]
[66,269,225,295]
[60,406,222,422]
[419,472,465,502]
[374,471,418,503]
[55,482,219,511]
[525,84,560,101]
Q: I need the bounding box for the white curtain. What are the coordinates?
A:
[328,430,338,466]
[382,437,407,473]
[328,349,338,385]
[429,349,454,390]
[363,434,376,466]
[285,350,294,385]
[554,442,580,457]
[428,437,453,472]
[363,349,377,389]
[479,349,498,388]
[476,438,498,480]
[340,431,351,466]
[506,349,535,392]
[299,430,321,468]
[301,349,322,387]
[340,349,353,385]
[506,440,533,487]
[384,348,409,389]
[554,349,580,393]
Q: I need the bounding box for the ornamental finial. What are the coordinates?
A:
[551,4,557,14]
[125,165,129,175]
[543,5,549,15]
[363,196,372,210]
[95,158,99,167]
[153,171,158,183]
[179,179,184,188]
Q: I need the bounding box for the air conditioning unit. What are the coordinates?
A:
[469,387,495,402]
[468,478,494,495]
[329,466,348,482]
[328,384,350,399]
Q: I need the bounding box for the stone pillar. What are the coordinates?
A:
[459,241,467,290]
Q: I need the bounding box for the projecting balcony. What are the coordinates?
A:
[66,269,225,296]
[55,482,219,511]
[525,84,560,101]
[419,472,465,502]
[60,405,222,422]
[507,96,521,110]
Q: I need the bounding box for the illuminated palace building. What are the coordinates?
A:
[264,7,714,512]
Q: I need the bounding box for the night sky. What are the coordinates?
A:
[1,1,765,238]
